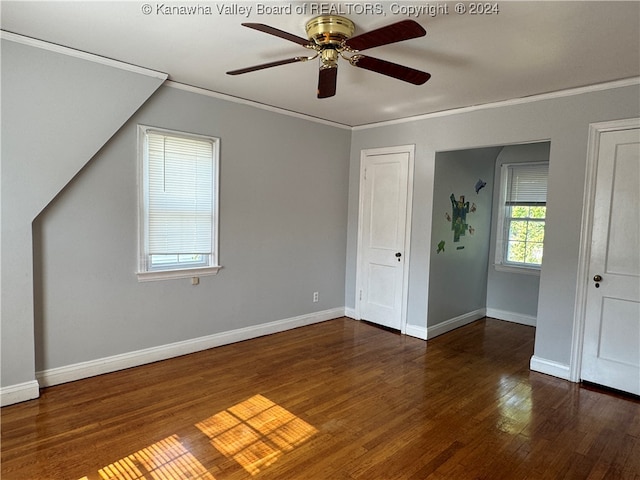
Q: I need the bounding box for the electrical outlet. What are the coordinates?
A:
[313,292,319,303]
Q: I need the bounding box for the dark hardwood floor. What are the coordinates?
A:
[2,317,639,479]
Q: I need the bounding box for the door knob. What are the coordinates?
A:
[593,274,602,288]
[395,252,402,257]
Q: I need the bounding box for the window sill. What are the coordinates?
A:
[494,263,541,276]
[137,265,222,282]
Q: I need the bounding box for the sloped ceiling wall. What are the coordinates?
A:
[1,35,166,399]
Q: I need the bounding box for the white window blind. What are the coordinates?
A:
[505,163,549,206]
[146,131,214,255]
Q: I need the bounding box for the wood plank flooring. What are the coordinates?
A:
[2,317,639,479]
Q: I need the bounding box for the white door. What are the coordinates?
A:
[357,146,413,331]
[581,125,640,395]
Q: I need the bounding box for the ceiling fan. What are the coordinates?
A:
[227,16,431,98]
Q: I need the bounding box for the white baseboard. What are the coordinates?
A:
[37,307,345,388]
[405,324,427,340]
[530,355,571,381]
[486,308,537,327]
[0,380,40,407]
[426,308,486,340]
[345,309,427,339]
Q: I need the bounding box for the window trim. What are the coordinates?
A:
[136,124,222,282]
[494,161,548,275]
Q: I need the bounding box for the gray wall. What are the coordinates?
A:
[1,39,164,388]
[428,147,498,325]
[3,34,639,397]
[486,142,551,320]
[33,84,351,372]
[347,84,640,367]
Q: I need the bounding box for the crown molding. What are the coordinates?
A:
[1,30,168,81]
[164,81,352,130]
[3,29,636,131]
[353,77,640,130]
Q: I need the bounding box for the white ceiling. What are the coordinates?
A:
[2,1,639,127]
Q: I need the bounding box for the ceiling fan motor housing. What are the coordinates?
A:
[305,16,355,47]
[320,48,339,68]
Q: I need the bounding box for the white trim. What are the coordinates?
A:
[530,355,571,381]
[3,30,635,130]
[486,308,536,327]
[405,324,428,340]
[0,380,40,407]
[136,124,221,281]
[165,81,351,130]
[354,155,366,320]
[344,307,357,319]
[1,31,167,81]
[354,144,415,335]
[494,161,548,272]
[36,308,345,388]
[493,264,541,276]
[401,147,415,335]
[426,308,486,340]
[137,265,222,282]
[170,77,639,130]
[569,117,640,383]
[353,77,640,130]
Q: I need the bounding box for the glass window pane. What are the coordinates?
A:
[507,241,526,263]
[178,254,204,263]
[151,254,179,266]
[508,220,528,241]
[505,219,545,267]
[528,221,545,243]
[140,125,219,275]
[499,162,548,269]
[530,206,546,219]
[525,243,544,265]
[150,254,208,268]
[510,206,529,218]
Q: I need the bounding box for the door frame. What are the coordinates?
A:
[355,144,415,334]
[569,117,640,382]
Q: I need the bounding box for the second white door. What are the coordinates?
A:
[357,146,413,331]
[581,124,640,395]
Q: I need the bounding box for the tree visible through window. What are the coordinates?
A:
[506,205,546,266]
[497,162,548,270]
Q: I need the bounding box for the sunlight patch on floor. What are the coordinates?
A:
[196,394,318,476]
[95,434,215,480]
[77,394,316,479]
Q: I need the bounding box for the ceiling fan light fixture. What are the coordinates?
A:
[305,16,355,46]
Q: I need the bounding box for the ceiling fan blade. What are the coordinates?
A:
[242,23,311,47]
[345,19,426,52]
[227,57,307,75]
[317,67,337,98]
[351,55,431,85]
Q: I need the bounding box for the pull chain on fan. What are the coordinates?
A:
[227,16,431,99]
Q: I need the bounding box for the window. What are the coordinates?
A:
[137,125,220,281]
[495,162,548,272]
